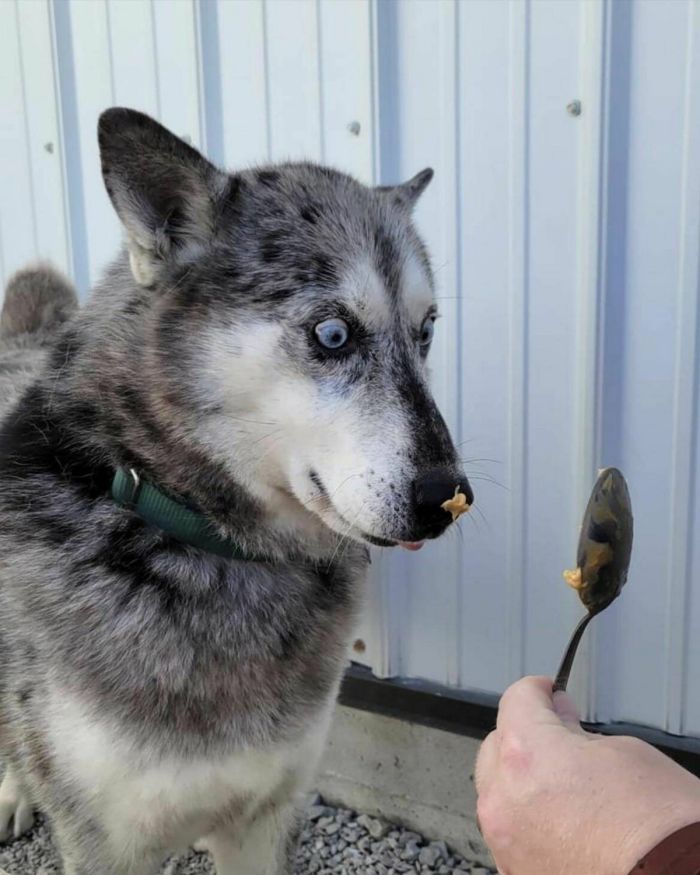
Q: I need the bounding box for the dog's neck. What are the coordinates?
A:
[43,293,350,565]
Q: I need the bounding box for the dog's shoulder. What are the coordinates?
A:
[0,336,46,414]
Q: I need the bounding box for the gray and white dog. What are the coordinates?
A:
[0,108,471,874]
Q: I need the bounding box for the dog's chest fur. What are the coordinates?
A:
[45,684,334,852]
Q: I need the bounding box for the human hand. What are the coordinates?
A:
[475,676,700,875]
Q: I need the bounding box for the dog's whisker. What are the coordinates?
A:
[329,520,357,568]
[330,500,368,567]
[454,438,478,449]
[458,456,503,465]
[248,428,284,449]
[463,474,508,491]
[472,503,490,532]
[223,413,280,427]
[465,511,481,536]
[254,434,287,464]
[325,472,364,503]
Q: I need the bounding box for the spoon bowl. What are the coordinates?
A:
[553,467,633,693]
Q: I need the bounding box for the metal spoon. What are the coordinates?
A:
[553,467,634,693]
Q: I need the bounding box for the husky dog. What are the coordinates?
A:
[0,108,471,874]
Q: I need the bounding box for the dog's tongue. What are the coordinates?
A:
[399,541,425,551]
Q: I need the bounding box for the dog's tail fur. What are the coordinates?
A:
[0,263,78,339]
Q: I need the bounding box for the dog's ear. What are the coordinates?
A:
[376,168,434,212]
[98,108,226,287]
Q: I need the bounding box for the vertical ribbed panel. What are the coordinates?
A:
[0,0,70,286]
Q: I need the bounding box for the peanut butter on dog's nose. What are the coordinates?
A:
[441,487,471,521]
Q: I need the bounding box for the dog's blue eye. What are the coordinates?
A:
[315,318,350,350]
[420,316,435,348]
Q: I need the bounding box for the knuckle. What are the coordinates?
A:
[477,791,511,847]
[603,733,653,760]
[499,728,530,771]
[476,792,496,835]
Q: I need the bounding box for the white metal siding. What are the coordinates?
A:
[1,0,699,738]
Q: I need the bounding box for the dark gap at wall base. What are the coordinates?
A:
[340,664,700,779]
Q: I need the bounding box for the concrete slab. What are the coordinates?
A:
[317,705,494,867]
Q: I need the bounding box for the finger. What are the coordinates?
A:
[496,676,557,732]
[552,690,587,735]
[490,848,510,875]
[474,730,499,795]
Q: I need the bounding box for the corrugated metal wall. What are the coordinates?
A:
[1,0,699,739]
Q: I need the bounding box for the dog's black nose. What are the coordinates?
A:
[413,469,473,535]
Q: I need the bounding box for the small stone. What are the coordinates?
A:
[355,814,381,839]
[309,804,333,821]
[323,821,341,836]
[431,841,449,859]
[369,820,390,840]
[400,839,421,861]
[418,845,442,867]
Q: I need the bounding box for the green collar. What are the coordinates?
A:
[111,467,254,560]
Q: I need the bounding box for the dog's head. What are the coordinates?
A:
[98,108,471,549]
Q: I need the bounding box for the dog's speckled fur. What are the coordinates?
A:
[0,109,466,874]
[0,265,77,411]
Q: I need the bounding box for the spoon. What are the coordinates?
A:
[553,467,634,693]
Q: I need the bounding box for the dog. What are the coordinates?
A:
[0,107,471,874]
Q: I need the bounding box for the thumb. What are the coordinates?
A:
[552,690,587,734]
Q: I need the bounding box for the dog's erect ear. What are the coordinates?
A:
[376,168,434,212]
[98,108,226,287]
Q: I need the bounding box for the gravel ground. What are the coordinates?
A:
[0,796,496,874]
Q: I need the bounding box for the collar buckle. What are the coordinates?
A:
[112,466,143,509]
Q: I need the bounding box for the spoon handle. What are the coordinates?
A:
[553,613,594,693]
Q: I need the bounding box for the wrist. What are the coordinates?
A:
[617,801,700,874]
